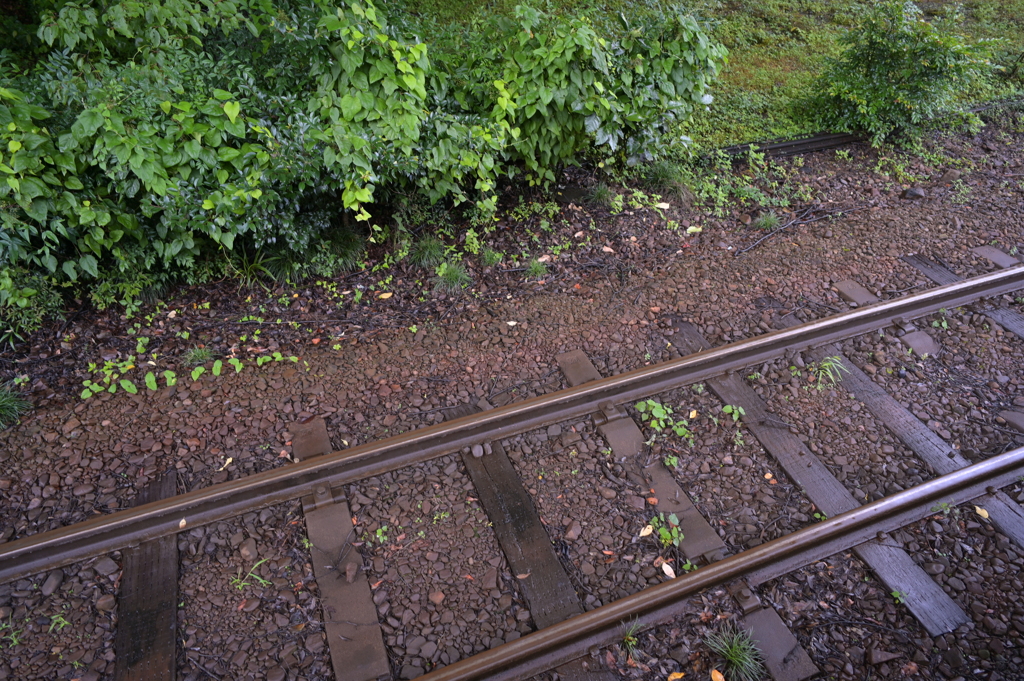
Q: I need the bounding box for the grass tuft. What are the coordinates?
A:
[586,182,613,207]
[704,621,766,681]
[432,260,471,293]
[481,248,504,267]
[183,346,214,366]
[410,236,447,268]
[641,159,694,204]
[525,259,548,280]
[0,386,31,429]
[753,211,782,230]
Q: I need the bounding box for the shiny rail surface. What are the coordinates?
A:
[0,265,1022,584]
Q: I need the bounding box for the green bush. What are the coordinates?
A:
[0,0,725,323]
[807,1,996,145]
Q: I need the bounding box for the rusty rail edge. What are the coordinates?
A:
[418,445,1024,681]
[0,265,1022,584]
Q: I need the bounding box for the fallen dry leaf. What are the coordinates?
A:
[639,525,654,537]
[378,292,393,299]
[646,496,659,505]
[662,562,676,579]
[516,572,531,579]
[668,673,686,681]
[689,410,698,419]
[975,506,989,519]
[602,245,615,253]
[711,671,725,681]
[655,202,670,210]
[764,472,774,480]
[179,518,187,529]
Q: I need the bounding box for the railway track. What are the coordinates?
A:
[1,247,1023,680]
[720,96,1024,160]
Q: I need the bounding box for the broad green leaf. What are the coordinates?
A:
[191,366,206,382]
[223,101,241,124]
[120,379,138,394]
[212,359,223,376]
[145,372,158,391]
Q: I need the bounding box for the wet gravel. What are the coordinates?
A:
[0,111,1022,680]
[176,501,330,681]
[348,455,534,679]
[0,555,118,680]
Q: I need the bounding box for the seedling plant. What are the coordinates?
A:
[635,399,696,446]
[231,559,272,591]
[644,512,684,548]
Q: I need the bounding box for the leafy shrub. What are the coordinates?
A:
[807,1,996,145]
[0,0,725,322]
[0,266,63,348]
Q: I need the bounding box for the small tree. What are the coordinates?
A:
[808,1,996,145]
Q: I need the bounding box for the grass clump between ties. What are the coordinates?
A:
[704,621,767,681]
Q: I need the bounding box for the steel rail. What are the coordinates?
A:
[722,132,865,158]
[0,265,1022,584]
[418,445,1024,681]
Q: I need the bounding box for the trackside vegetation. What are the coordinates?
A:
[0,0,1017,346]
[0,0,726,343]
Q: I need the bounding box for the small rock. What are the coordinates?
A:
[471,444,484,458]
[429,591,445,605]
[62,418,82,435]
[41,569,64,597]
[93,556,119,576]
[564,520,583,541]
[267,667,286,681]
[901,187,927,200]
[937,169,961,184]
[739,213,752,225]
[869,648,902,665]
[597,487,617,500]
[401,665,423,680]
[239,537,258,561]
[73,484,95,496]
[95,594,116,612]
[946,577,966,591]
[305,634,325,653]
[483,568,498,590]
[923,563,945,575]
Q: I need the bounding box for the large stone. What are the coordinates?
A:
[239,537,258,561]
[41,569,64,597]
[93,556,119,576]
[998,411,1024,434]
[901,330,940,357]
[834,280,878,306]
[901,187,927,200]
